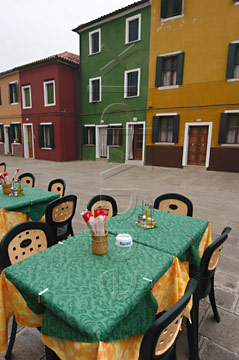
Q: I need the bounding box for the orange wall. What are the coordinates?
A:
[147,0,239,148]
[0,72,22,125]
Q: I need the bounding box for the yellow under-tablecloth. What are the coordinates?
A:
[0,209,28,242]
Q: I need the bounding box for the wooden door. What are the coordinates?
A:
[133,124,143,160]
[27,126,33,158]
[188,126,208,166]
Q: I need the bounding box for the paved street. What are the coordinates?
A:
[1,155,239,360]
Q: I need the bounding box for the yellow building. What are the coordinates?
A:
[0,70,23,157]
[146,0,239,172]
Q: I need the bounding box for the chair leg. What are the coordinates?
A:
[45,345,60,360]
[209,277,220,323]
[186,296,200,360]
[5,316,17,360]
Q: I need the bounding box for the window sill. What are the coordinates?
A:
[157,85,179,90]
[154,142,175,146]
[84,144,95,146]
[23,106,32,109]
[161,14,184,22]
[124,94,139,99]
[41,147,53,150]
[221,144,239,147]
[10,102,19,105]
[227,78,239,82]
[125,39,141,45]
[44,103,56,107]
[234,2,239,5]
[89,51,101,56]
[90,100,101,103]
[12,142,21,145]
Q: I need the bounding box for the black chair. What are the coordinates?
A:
[154,193,193,217]
[18,172,35,187]
[139,278,197,360]
[0,221,56,360]
[45,195,77,242]
[186,227,231,360]
[0,162,6,185]
[87,194,118,218]
[48,178,66,197]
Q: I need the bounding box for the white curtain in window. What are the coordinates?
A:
[127,125,134,160]
[99,127,107,157]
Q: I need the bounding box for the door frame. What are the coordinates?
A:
[182,122,213,168]
[23,123,34,159]
[4,125,11,155]
[125,121,145,163]
[96,125,109,159]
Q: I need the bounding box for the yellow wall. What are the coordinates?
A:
[0,71,22,125]
[147,0,239,148]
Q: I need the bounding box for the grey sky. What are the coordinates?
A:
[0,0,137,73]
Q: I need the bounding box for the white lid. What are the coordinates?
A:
[116,234,133,247]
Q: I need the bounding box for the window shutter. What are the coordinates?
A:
[93,32,99,52]
[107,126,112,145]
[17,124,21,143]
[92,80,99,101]
[161,0,167,18]
[92,127,96,145]
[83,127,88,145]
[175,0,183,14]
[218,113,228,144]
[226,43,236,79]
[0,125,4,142]
[10,124,14,143]
[8,84,12,104]
[15,83,19,103]
[50,124,54,149]
[129,19,138,42]
[172,115,180,143]
[155,56,163,87]
[119,126,123,146]
[38,125,44,148]
[176,52,184,85]
[152,116,160,143]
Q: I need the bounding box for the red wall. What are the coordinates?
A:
[20,61,79,161]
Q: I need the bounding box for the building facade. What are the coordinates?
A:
[146,0,239,172]
[0,52,79,162]
[74,0,151,164]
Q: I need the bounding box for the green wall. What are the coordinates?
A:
[79,5,151,162]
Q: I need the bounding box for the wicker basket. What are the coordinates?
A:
[2,182,12,195]
[91,230,108,255]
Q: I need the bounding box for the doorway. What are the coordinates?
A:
[96,126,108,158]
[126,122,145,162]
[187,126,208,166]
[4,126,11,154]
[23,124,34,158]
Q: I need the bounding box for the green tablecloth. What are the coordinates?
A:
[106,206,209,268]
[5,232,174,342]
[0,185,59,221]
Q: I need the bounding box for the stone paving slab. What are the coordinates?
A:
[0,156,239,359]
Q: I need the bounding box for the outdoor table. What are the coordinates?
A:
[0,231,190,360]
[106,206,211,268]
[0,185,59,242]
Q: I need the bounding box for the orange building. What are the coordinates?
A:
[0,70,23,157]
[146,0,239,172]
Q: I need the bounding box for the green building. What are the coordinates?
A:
[73,0,151,164]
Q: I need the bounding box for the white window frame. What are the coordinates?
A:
[43,80,56,107]
[40,122,53,149]
[21,85,32,109]
[124,68,141,98]
[9,81,19,105]
[161,0,184,22]
[84,124,96,146]
[154,113,178,145]
[89,29,101,55]
[125,14,141,44]
[89,77,101,103]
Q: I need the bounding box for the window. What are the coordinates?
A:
[0,87,2,105]
[89,29,101,55]
[22,85,32,109]
[8,81,19,104]
[125,14,141,44]
[89,77,101,102]
[0,124,4,143]
[10,123,21,143]
[161,0,183,19]
[226,43,239,79]
[84,126,95,145]
[218,113,239,144]
[152,115,180,143]
[43,80,56,106]
[155,52,184,88]
[124,69,140,98]
[38,123,54,149]
[107,125,123,146]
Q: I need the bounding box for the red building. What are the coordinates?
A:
[19,52,79,161]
